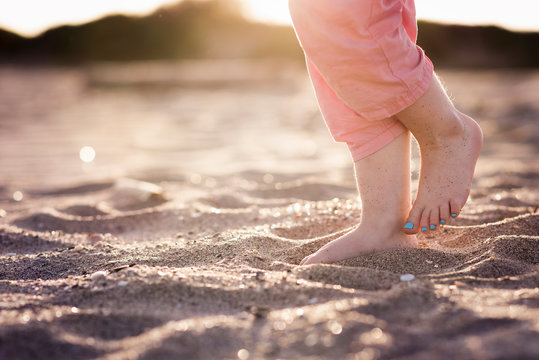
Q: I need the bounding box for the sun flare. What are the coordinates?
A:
[0,0,537,37]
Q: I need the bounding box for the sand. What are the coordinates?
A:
[0,62,538,360]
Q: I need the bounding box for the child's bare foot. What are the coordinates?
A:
[397,75,483,234]
[300,132,416,265]
[403,114,482,233]
[300,223,417,265]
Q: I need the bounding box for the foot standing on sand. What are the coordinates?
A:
[288,0,483,265]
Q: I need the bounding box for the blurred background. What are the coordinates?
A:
[1,0,538,66]
[0,0,538,193]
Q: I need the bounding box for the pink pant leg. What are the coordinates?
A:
[289,0,434,160]
[306,58,407,160]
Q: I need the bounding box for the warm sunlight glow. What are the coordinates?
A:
[0,0,537,37]
[242,0,539,31]
[241,0,291,25]
[0,0,179,37]
[415,0,539,32]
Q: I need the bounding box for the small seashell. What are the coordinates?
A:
[400,274,415,282]
[90,271,107,281]
[109,178,165,207]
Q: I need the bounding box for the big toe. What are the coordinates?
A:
[303,251,328,265]
[450,199,464,219]
[300,254,315,265]
[403,206,423,234]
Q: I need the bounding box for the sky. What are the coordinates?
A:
[0,0,538,38]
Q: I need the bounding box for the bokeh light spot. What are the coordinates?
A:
[79,146,96,163]
[13,191,23,202]
[328,320,343,335]
[237,348,249,360]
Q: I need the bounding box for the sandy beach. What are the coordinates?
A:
[0,61,538,359]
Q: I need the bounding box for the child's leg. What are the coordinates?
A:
[300,55,416,265]
[305,58,408,160]
[289,0,425,264]
[288,0,434,122]
[301,131,417,265]
[398,75,483,234]
[289,0,482,263]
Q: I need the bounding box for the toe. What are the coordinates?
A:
[449,199,462,219]
[419,209,430,233]
[300,254,312,265]
[403,205,423,234]
[440,202,451,225]
[302,252,324,265]
[429,208,440,230]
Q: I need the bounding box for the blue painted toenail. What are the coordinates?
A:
[440,220,446,225]
[451,213,457,217]
[430,225,436,230]
[421,227,428,232]
[404,222,414,229]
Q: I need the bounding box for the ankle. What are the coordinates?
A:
[419,111,467,149]
[358,217,407,236]
[445,111,467,137]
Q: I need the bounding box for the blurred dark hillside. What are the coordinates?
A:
[0,0,537,67]
[417,22,539,68]
[0,1,301,63]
